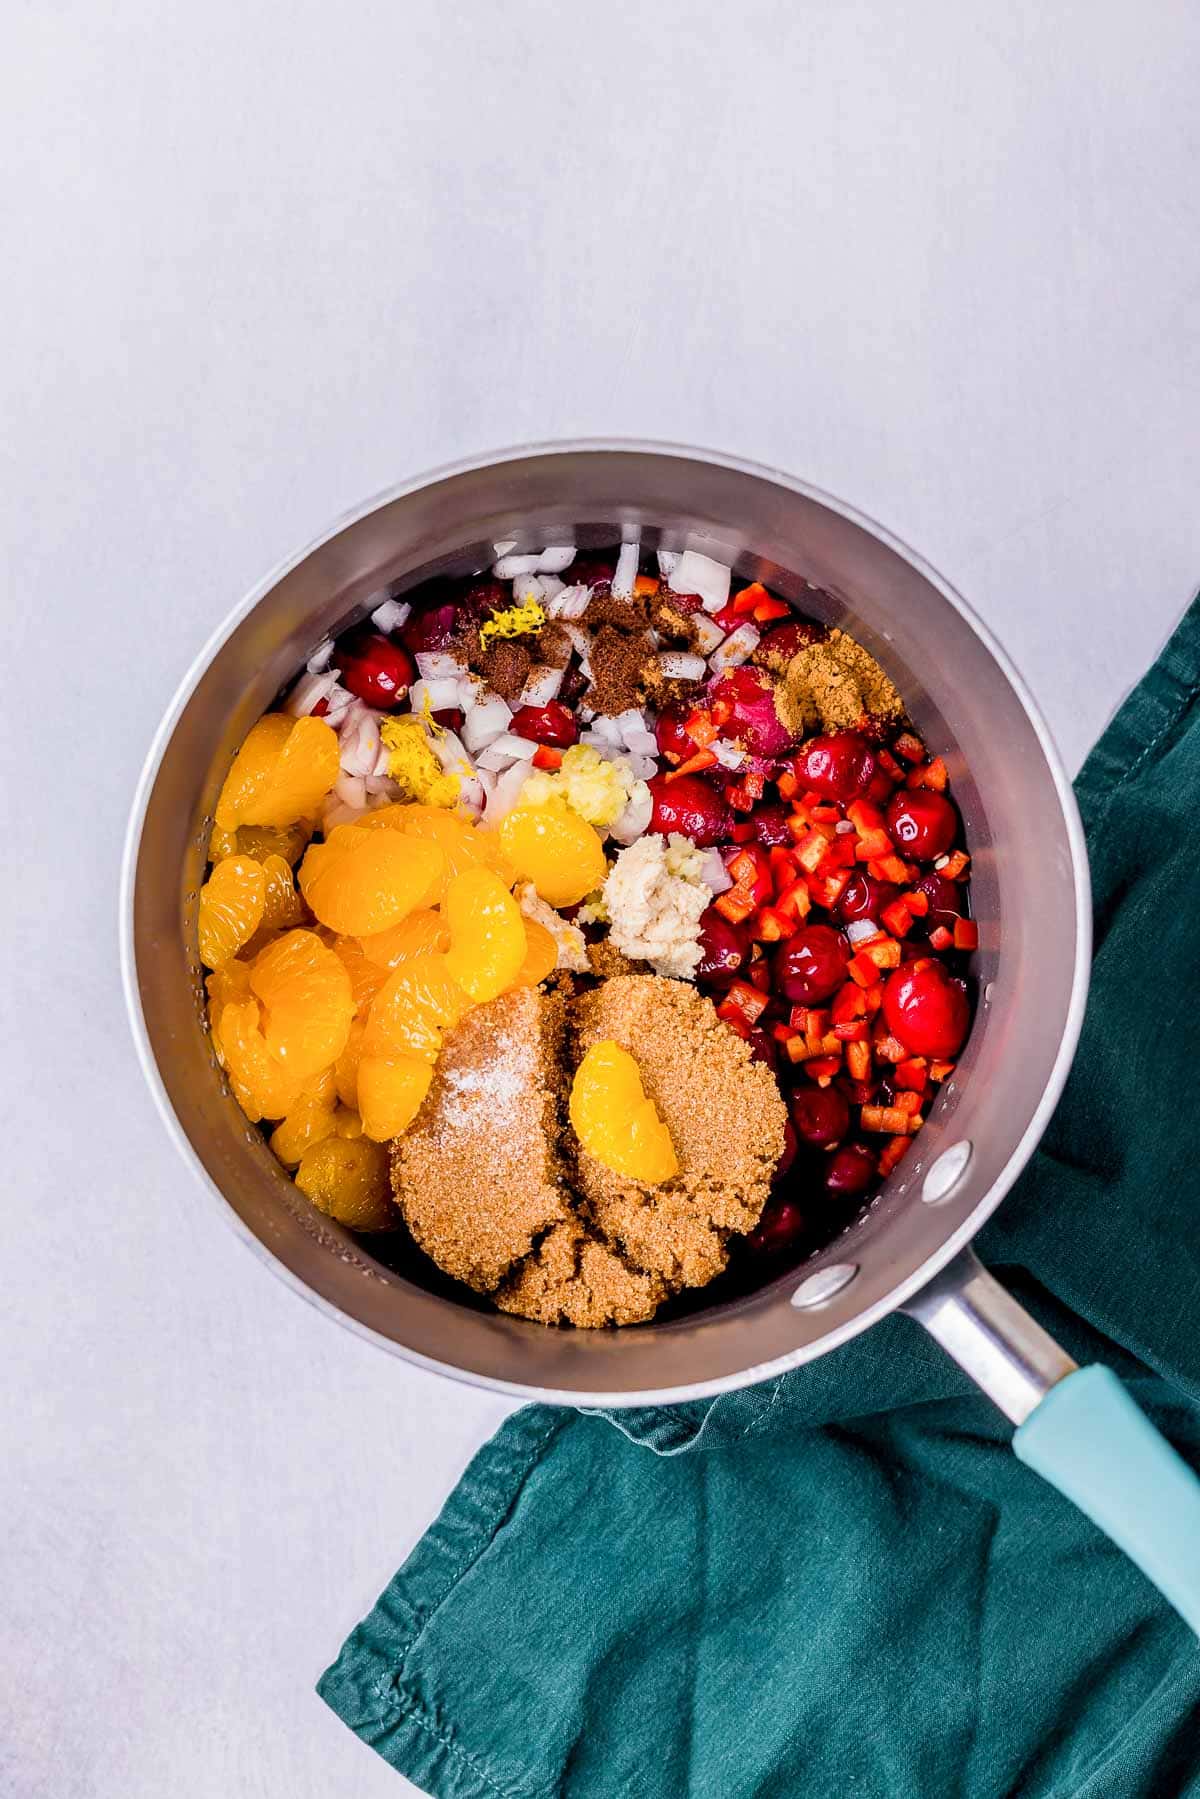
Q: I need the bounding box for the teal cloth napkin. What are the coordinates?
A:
[319,599,1200,1798]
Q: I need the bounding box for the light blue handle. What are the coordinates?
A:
[1014,1364,1200,1634]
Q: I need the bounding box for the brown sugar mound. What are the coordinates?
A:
[390,987,571,1291]
[571,977,787,1290]
[496,1220,665,1327]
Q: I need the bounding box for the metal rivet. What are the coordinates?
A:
[922,1140,973,1204]
[791,1263,858,1309]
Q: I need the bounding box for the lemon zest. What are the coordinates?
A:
[479,600,546,646]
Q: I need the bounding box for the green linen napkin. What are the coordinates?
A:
[319,599,1200,1799]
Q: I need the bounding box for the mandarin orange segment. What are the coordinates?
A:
[362,952,469,1063]
[357,1054,434,1141]
[215,999,309,1121]
[248,929,354,1077]
[360,804,513,899]
[510,918,558,989]
[359,907,450,970]
[269,1090,339,1168]
[334,1017,365,1109]
[498,802,607,907]
[295,1136,396,1230]
[236,819,315,865]
[206,955,254,1038]
[333,1107,364,1139]
[442,867,527,1002]
[298,823,444,935]
[220,715,340,831]
[214,714,293,831]
[569,1040,679,1184]
[198,856,267,968]
[258,854,306,933]
[331,934,390,1014]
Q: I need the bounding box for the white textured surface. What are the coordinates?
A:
[3,4,1199,1796]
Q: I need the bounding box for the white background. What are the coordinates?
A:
[3,4,1199,1795]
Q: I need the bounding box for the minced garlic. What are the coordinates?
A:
[521,744,644,831]
[602,832,712,980]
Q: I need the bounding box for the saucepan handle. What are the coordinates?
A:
[904,1247,1200,1634]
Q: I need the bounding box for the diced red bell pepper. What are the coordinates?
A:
[928,924,954,952]
[729,771,767,810]
[893,731,926,764]
[803,1055,842,1084]
[775,877,813,920]
[732,581,771,615]
[723,979,770,1025]
[854,828,893,862]
[831,982,867,1024]
[728,845,772,893]
[664,748,718,781]
[903,888,930,917]
[532,745,564,770]
[894,1057,928,1091]
[940,850,970,880]
[864,939,901,971]
[747,959,773,993]
[906,755,949,792]
[685,709,718,749]
[953,918,979,951]
[776,768,800,800]
[861,1104,913,1134]
[878,1136,911,1177]
[633,573,660,596]
[729,820,756,843]
[877,748,904,780]
[833,1018,870,1043]
[873,1033,910,1064]
[817,836,858,875]
[928,1060,956,1082]
[848,951,881,988]
[752,905,797,943]
[863,984,884,1014]
[880,898,914,939]
[782,1034,809,1064]
[845,1039,873,1083]
[809,803,842,824]
[715,887,756,925]
[807,870,852,909]
[792,826,830,872]
[893,1089,924,1118]
[847,799,887,834]
[768,845,796,885]
[869,854,912,886]
[753,595,791,623]
[789,1005,830,1037]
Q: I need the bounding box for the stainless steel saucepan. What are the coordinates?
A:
[122,442,1200,1627]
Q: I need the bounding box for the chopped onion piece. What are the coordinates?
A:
[370,597,411,633]
[339,711,383,779]
[456,674,483,711]
[363,774,401,798]
[333,772,368,811]
[709,623,760,670]
[625,753,658,782]
[510,573,544,607]
[493,552,542,577]
[589,714,624,745]
[306,636,336,674]
[408,675,461,714]
[847,919,881,944]
[562,623,594,659]
[519,664,566,707]
[656,651,707,682]
[286,670,338,717]
[461,693,513,752]
[537,574,565,604]
[614,707,647,744]
[611,540,640,598]
[835,819,856,835]
[699,847,732,894]
[415,650,467,681]
[547,583,590,620]
[712,740,748,771]
[477,733,538,771]
[536,545,576,573]
[691,615,727,654]
[623,729,659,757]
[483,759,534,822]
[670,551,731,613]
[609,784,654,846]
[656,550,680,579]
[493,538,518,557]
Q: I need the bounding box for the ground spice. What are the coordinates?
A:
[584,624,652,715]
[773,627,905,737]
[480,639,533,704]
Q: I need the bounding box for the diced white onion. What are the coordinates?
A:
[562,623,594,659]
[656,550,680,579]
[306,637,336,674]
[537,574,564,604]
[623,729,659,757]
[370,598,411,634]
[847,919,880,944]
[362,774,401,799]
[708,623,760,671]
[339,711,383,779]
[691,616,727,655]
[589,714,623,745]
[493,552,542,578]
[835,819,856,835]
[656,651,707,682]
[333,773,368,811]
[493,538,518,557]
[461,693,514,752]
[625,753,658,782]
[609,784,655,846]
[535,545,577,573]
[408,675,461,715]
[286,670,339,718]
[519,664,566,707]
[483,760,535,822]
[477,733,539,772]
[611,540,640,598]
[670,551,731,614]
[456,674,483,711]
[712,740,748,771]
[512,572,546,607]
[415,651,467,681]
[699,847,733,894]
[547,583,590,620]
[614,707,647,743]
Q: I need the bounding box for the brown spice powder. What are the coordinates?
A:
[773,627,905,737]
[585,623,654,716]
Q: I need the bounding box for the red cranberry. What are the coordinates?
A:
[749,803,793,847]
[772,924,850,1004]
[432,707,465,732]
[696,906,751,986]
[789,1085,851,1148]
[793,732,876,802]
[775,1118,799,1181]
[647,773,731,847]
[883,963,970,1058]
[400,601,460,654]
[664,589,703,616]
[459,578,508,619]
[654,702,695,762]
[745,1026,778,1070]
[558,662,590,705]
[864,764,897,804]
[709,666,797,757]
[755,618,827,661]
[885,790,958,862]
[510,701,579,748]
[569,556,614,592]
[747,1199,808,1255]
[835,870,902,926]
[823,1143,878,1199]
[913,872,965,932]
[337,631,415,709]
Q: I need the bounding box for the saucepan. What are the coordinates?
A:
[122,441,1200,1629]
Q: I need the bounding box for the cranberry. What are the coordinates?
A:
[864,764,897,804]
[459,578,508,620]
[747,1199,808,1256]
[823,1143,877,1199]
[835,871,902,926]
[665,590,703,615]
[755,618,827,661]
[569,556,614,592]
[696,906,751,986]
[709,666,797,757]
[647,773,731,847]
[793,732,876,802]
[773,924,850,1005]
[789,1085,851,1148]
[510,701,579,748]
[337,631,415,709]
[400,601,460,654]
[432,707,465,732]
[745,1026,779,1070]
[885,790,958,862]
[558,662,590,705]
[775,1118,799,1182]
[883,963,970,1059]
[913,873,965,932]
[654,702,695,763]
[749,803,793,847]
